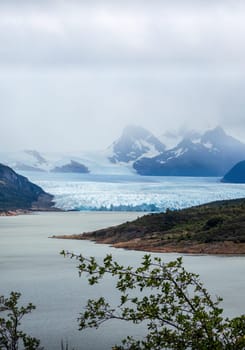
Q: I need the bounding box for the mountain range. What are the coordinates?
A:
[134,126,245,176]
[0,125,244,177]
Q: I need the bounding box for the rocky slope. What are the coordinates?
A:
[54,198,245,254]
[0,163,55,212]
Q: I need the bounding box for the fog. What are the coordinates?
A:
[1,0,245,151]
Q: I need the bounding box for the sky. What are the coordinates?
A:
[1,0,245,152]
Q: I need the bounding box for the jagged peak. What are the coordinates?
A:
[108,125,165,163]
[201,126,245,148]
[202,126,226,139]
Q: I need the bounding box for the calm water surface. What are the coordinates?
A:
[0,212,244,349]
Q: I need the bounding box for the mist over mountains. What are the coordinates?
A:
[0,125,245,177]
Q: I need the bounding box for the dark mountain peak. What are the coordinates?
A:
[109,125,165,163]
[222,160,245,183]
[201,126,225,142]
[51,160,89,173]
[201,126,244,149]
[177,137,195,148]
[202,126,234,143]
[204,126,225,137]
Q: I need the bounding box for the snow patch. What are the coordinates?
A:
[174,148,187,158]
[192,138,201,144]
[203,142,213,149]
[138,140,161,158]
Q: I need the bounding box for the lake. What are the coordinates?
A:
[0,211,244,350]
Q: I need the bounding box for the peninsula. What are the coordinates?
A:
[54,198,245,254]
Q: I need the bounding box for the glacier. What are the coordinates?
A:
[20,172,245,212]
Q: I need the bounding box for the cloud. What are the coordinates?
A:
[0,1,245,67]
[0,0,245,151]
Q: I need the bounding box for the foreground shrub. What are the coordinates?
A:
[62,251,245,350]
[0,292,41,350]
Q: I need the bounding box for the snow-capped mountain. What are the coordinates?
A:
[108,125,166,163]
[134,127,245,176]
[1,126,244,177]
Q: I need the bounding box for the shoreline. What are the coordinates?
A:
[0,209,32,216]
[51,198,245,255]
[52,234,245,255]
[1,202,244,254]
[0,207,62,216]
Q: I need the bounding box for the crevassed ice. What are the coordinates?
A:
[33,175,245,212]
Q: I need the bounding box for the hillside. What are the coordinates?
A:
[222,160,245,183]
[55,198,245,254]
[0,163,55,212]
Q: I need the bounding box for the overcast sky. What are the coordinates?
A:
[1,0,245,152]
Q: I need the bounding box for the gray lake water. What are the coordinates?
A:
[0,212,244,350]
